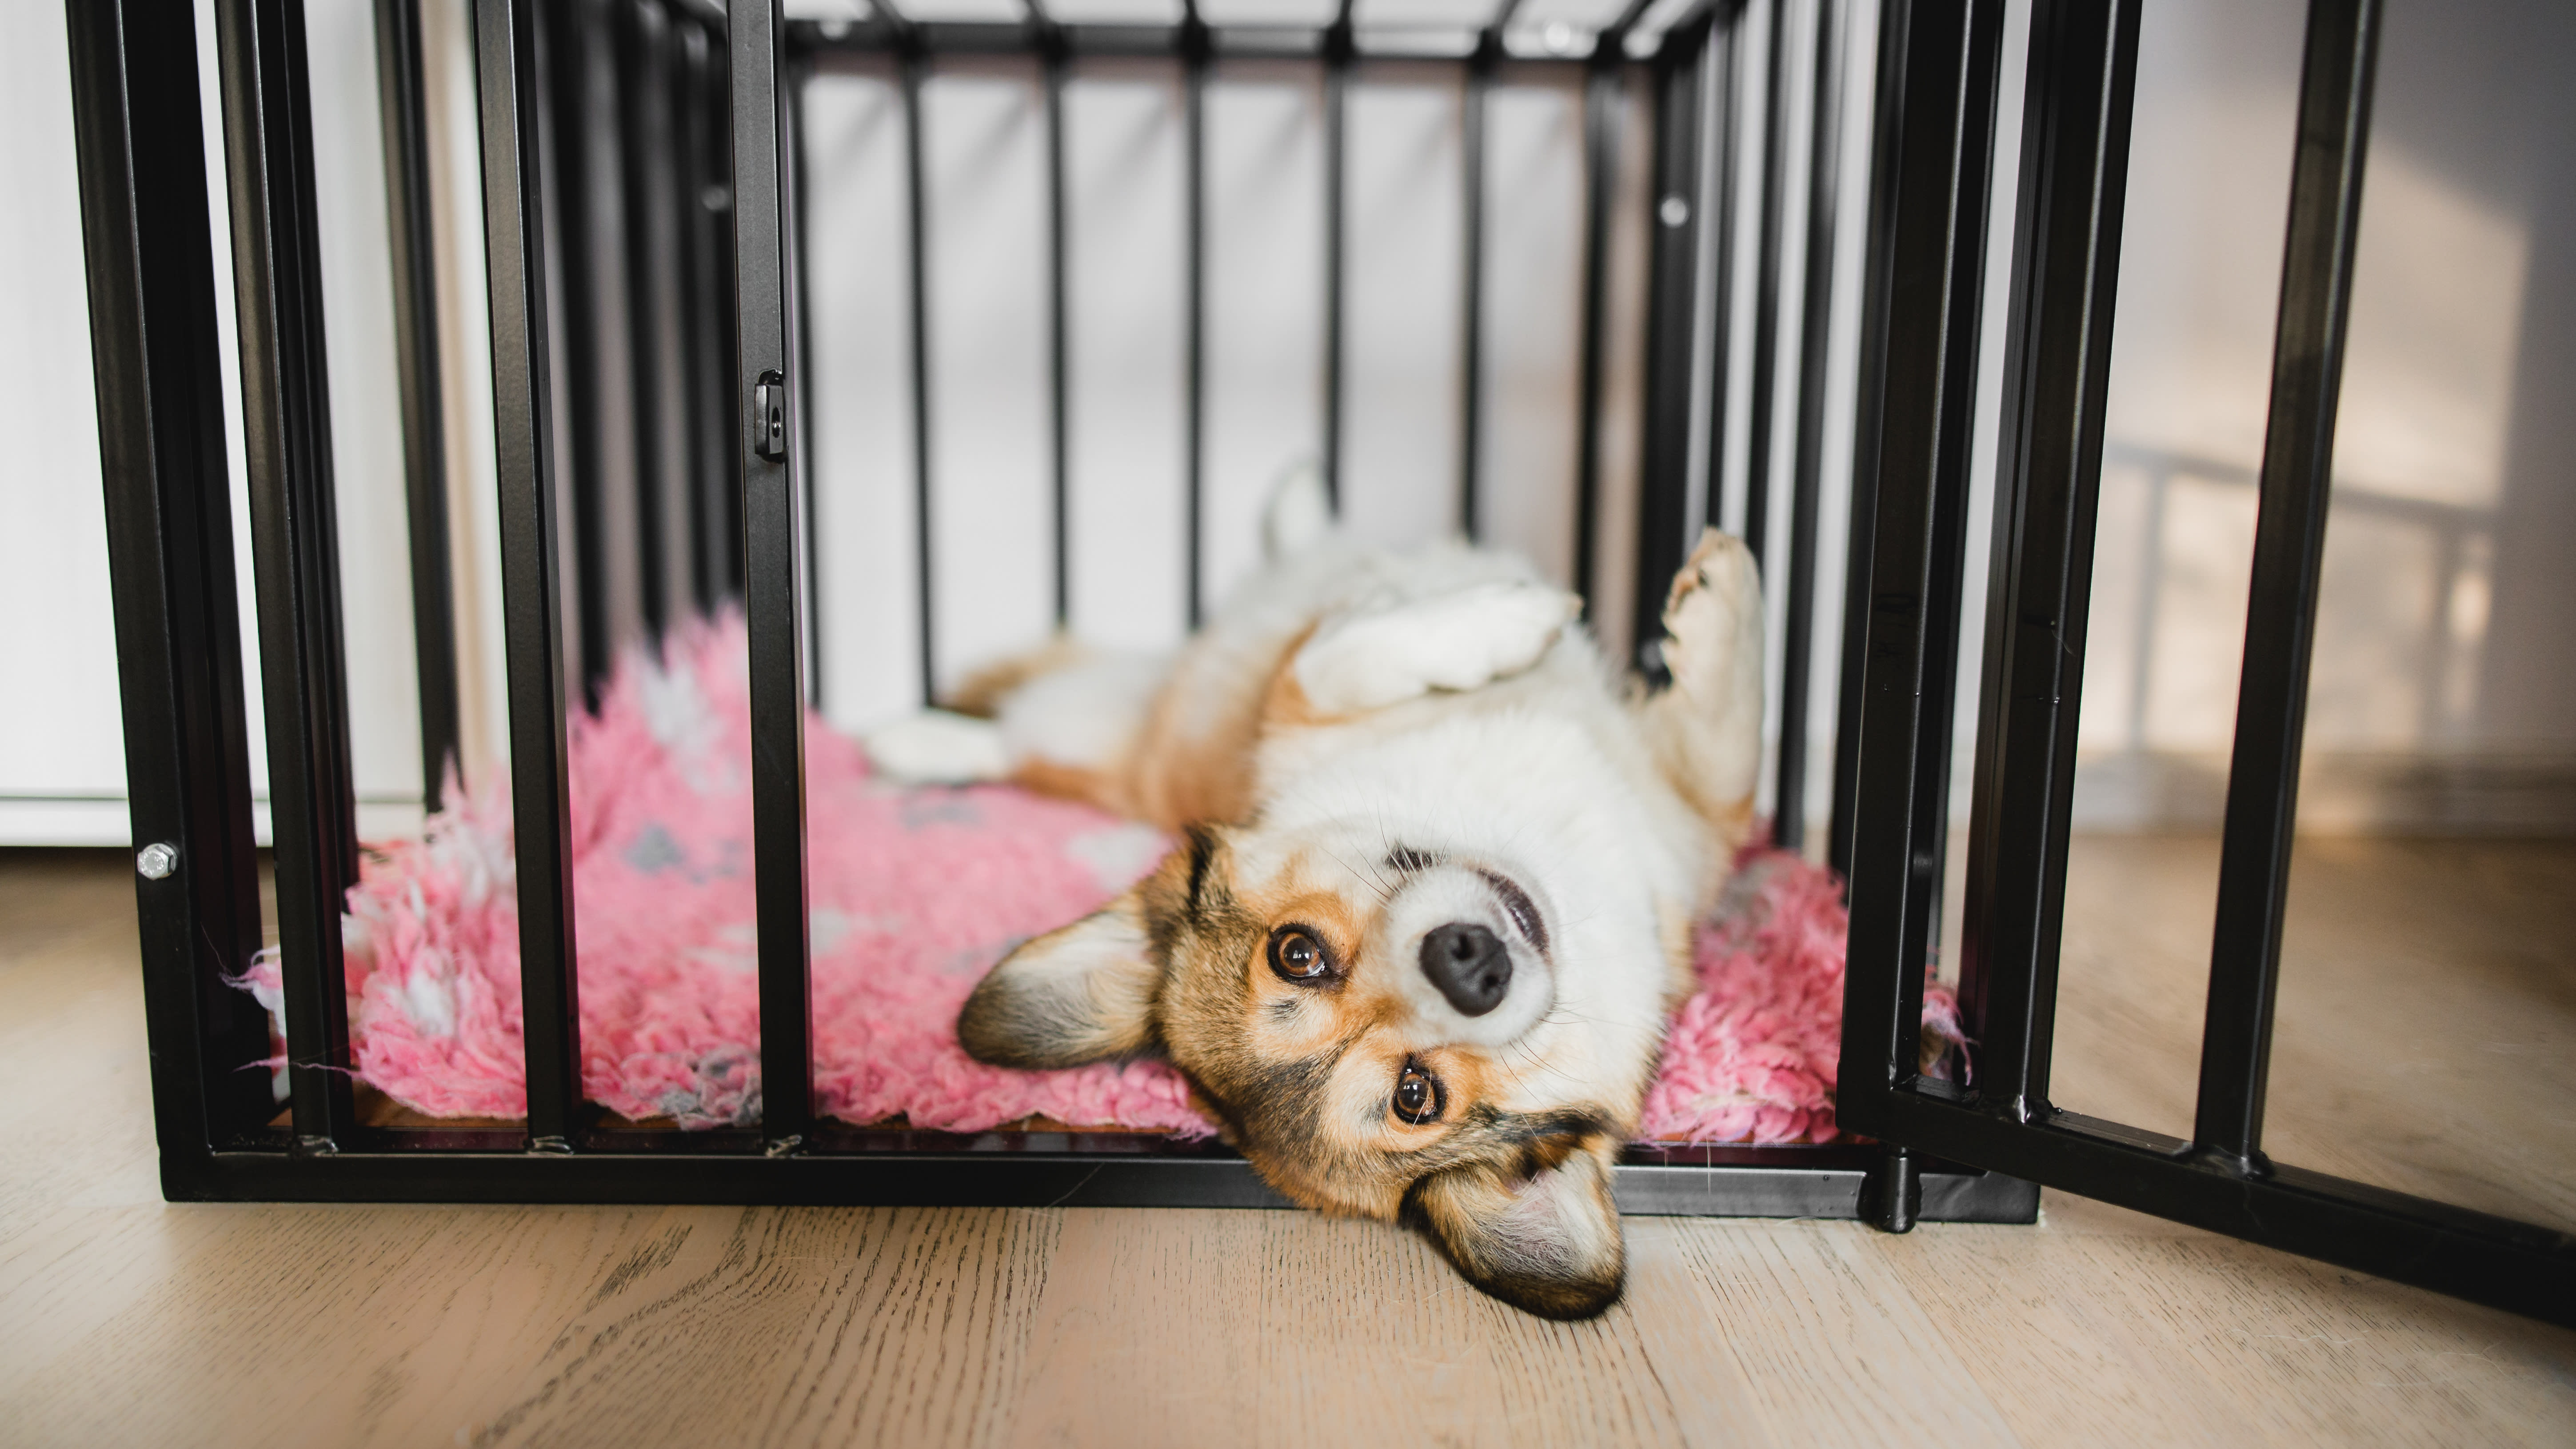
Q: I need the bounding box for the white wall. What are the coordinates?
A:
[0,0,124,843]
[305,0,433,837]
[0,0,451,846]
[5,0,2571,845]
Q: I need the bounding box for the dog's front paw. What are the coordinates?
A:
[1294,581,1579,714]
[864,709,1011,784]
[1659,530,1762,697]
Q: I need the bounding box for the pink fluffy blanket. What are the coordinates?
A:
[240,617,1959,1144]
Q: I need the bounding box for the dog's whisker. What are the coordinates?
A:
[1321,844,1400,907]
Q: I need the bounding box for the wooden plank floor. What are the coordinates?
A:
[1,842,2570,1447]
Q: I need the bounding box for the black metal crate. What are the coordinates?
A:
[68,0,2056,1220]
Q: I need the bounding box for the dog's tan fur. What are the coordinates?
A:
[903,508,1765,1320]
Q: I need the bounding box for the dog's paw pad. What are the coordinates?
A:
[1660,531,1761,692]
[865,710,1011,784]
[1667,531,1758,618]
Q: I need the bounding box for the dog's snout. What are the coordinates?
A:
[1420,923,1512,1016]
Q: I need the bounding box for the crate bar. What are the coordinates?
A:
[1571,0,1654,612]
[2194,0,2381,1169]
[1891,1,2000,984]
[1570,62,1613,608]
[1183,0,1209,625]
[1628,17,1712,669]
[1321,0,1353,508]
[1617,1153,2031,1220]
[1769,0,1845,851]
[731,0,817,1150]
[617,0,691,643]
[538,0,614,702]
[1736,0,1788,556]
[1826,0,1920,885]
[1947,0,2138,1123]
[707,21,749,607]
[471,0,584,1149]
[793,20,1622,65]
[677,20,737,612]
[1696,12,1741,541]
[889,1,938,706]
[157,1139,2030,1223]
[789,44,823,705]
[1865,1089,2573,1325]
[1456,0,1524,541]
[374,0,463,811]
[1458,30,1483,541]
[1822,0,1901,880]
[213,0,361,1151]
[1032,0,1073,627]
[68,0,278,1157]
[1833,0,2003,1106]
[614,1,665,641]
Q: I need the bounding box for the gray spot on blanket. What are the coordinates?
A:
[900,791,984,831]
[655,1045,762,1129]
[625,822,687,874]
[623,823,746,882]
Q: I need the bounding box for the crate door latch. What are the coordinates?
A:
[753,372,788,461]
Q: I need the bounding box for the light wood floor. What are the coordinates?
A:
[1,842,2570,1448]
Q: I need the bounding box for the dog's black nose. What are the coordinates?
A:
[1420,923,1511,1016]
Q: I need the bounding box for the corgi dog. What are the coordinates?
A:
[867,476,1763,1318]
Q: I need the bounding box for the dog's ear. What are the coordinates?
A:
[957,890,1162,1069]
[1405,1145,1625,1320]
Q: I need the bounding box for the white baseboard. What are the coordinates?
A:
[0,797,133,847]
[0,796,426,849]
[7,758,2565,849]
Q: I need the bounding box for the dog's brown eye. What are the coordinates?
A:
[1267,926,1332,983]
[1392,1061,1443,1125]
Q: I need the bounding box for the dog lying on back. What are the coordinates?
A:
[869,480,1763,1317]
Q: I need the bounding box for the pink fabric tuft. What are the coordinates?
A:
[238,616,1954,1144]
[1637,851,1960,1143]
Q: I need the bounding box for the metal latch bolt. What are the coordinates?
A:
[754,373,787,461]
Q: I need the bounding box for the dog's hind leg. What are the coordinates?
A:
[1638,530,1765,853]
[863,637,1089,785]
[940,635,1095,718]
[863,710,1012,785]
[865,647,1166,805]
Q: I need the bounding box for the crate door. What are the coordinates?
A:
[1834,0,2572,1328]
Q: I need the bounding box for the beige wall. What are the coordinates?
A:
[2072,0,2576,833]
